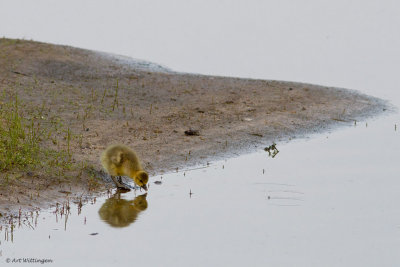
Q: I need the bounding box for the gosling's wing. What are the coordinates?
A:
[110,150,124,165]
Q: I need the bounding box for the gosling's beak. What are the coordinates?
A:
[141,184,148,191]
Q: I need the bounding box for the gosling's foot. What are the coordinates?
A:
[116,187,131,194]
[111,176,132,190]
[117,185,131,191]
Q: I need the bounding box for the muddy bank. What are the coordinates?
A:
[0,38,389,218]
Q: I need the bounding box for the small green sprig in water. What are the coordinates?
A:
[264,143,279,158]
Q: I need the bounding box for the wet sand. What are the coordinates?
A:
[0,38,388,218]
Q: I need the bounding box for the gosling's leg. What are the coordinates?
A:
[110,175,120,186]
[117,176,131,190]
[111,176,130,190]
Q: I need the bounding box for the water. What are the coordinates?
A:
[1,0,400,266]
[1,0,400,106]
[1,114,398,266]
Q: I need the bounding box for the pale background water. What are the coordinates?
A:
[1,0,400,104]
[0,1,399,266]
[1,116,399,267]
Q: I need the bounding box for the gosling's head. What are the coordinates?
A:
[134,171,149,191]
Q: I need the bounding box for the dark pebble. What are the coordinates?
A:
[184,129,200,136]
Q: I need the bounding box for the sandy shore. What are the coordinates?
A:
[0,38,388,218]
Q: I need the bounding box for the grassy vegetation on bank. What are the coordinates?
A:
[0,91,83,186]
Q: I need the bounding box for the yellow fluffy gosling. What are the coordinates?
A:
[101,144,149,190]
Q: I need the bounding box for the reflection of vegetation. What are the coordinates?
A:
[264,143,279,158]
[98,191,148,228]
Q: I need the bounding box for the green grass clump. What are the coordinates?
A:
[0,95,41,170]
[0,94,72,178]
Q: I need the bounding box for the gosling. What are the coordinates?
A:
[101,144,149,190]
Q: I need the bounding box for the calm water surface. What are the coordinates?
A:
[2,0,400,106]
[1,113,399,266]
[1,1,400,266]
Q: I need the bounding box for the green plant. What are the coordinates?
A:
[0,93,77,180]
[0,95,41,170]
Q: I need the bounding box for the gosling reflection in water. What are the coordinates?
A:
[98,191,148,228]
